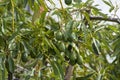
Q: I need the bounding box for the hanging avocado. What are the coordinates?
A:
[58,41,66,52]
[69,51,77,65]
[65,0,72,5]
[55,31,63,40]
[21,53,28,62]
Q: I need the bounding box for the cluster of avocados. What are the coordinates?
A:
[54,20,83,65]
[66,43,83,65]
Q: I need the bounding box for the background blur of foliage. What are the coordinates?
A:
[0,0,120,80]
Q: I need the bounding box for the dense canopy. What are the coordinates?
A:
[0,0,120,80]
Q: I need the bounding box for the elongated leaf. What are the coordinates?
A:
[92,38,101,55]
[65,20,74,32]
[50,60,59,78]
[44,37,52,48]
[21,41,30,54]
[50,40,63,60]
[109,6,114,12]
[8,31,19,42]
[50,60,63,80]
[76,72,94,80]
[25,75,30,80]
[102,0,112,7]
[55,61,64,80]
[8,56,14,73]
[0,37,5,47]
[0,58,5,80]
[1,69,5,80]
[24,59,38,68]
[47,0,55,5]
[97,73,102,80]
[74,0,82,3]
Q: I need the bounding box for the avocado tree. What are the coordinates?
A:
[0,0,120,80]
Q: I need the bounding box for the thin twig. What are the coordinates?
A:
[59,0,64,9]
[10,0,15,32]
[15,64,29,72]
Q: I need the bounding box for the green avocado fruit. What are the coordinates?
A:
[55,31,63,40]
[58,42,66,52]
[65,0,72,5]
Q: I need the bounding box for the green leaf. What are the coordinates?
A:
[24,59,38,68]
[32,10,41,24]
[8,31,19,42]
[74,0,82,3]
[91,6,101,15]
[50,60,63,80]
[102,0,112,7]
[65,20,74,32]
[50,60,59,79]
[1,70,5,80]
[12,42,20,58]
[64,20,74,41]
[23,0,28,7]
[55,61,64,80]
[50,40,63,60]
[112,37,120,56]
[70,51,77,65]
[21,41,30,55]
[44,37,52,49]
[97,73,102,80]
[108,25,118,32]
[76,72,94,80]
[92,38,101,55]
[83,11,92,27]
[0,36,5,48]
[0,58,6,80]
[25,75,30,80]
[47,0,55,5]
[109,6,114,12]
[8,56,14,73]
[76,52,83,65]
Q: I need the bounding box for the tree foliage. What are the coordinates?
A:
[0,0,120,80]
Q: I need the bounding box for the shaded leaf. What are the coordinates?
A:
[8,56,14,73]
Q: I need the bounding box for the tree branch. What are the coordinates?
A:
[89,16,120,24]
[64,64,74,80]
[8,71,13,80]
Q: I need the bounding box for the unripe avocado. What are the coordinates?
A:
[58,41,66,52]
[69,51,77,65]
[65,0,72,5]
[55,31,63,40]
[21,53,28,62]
[76,52,83,65]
